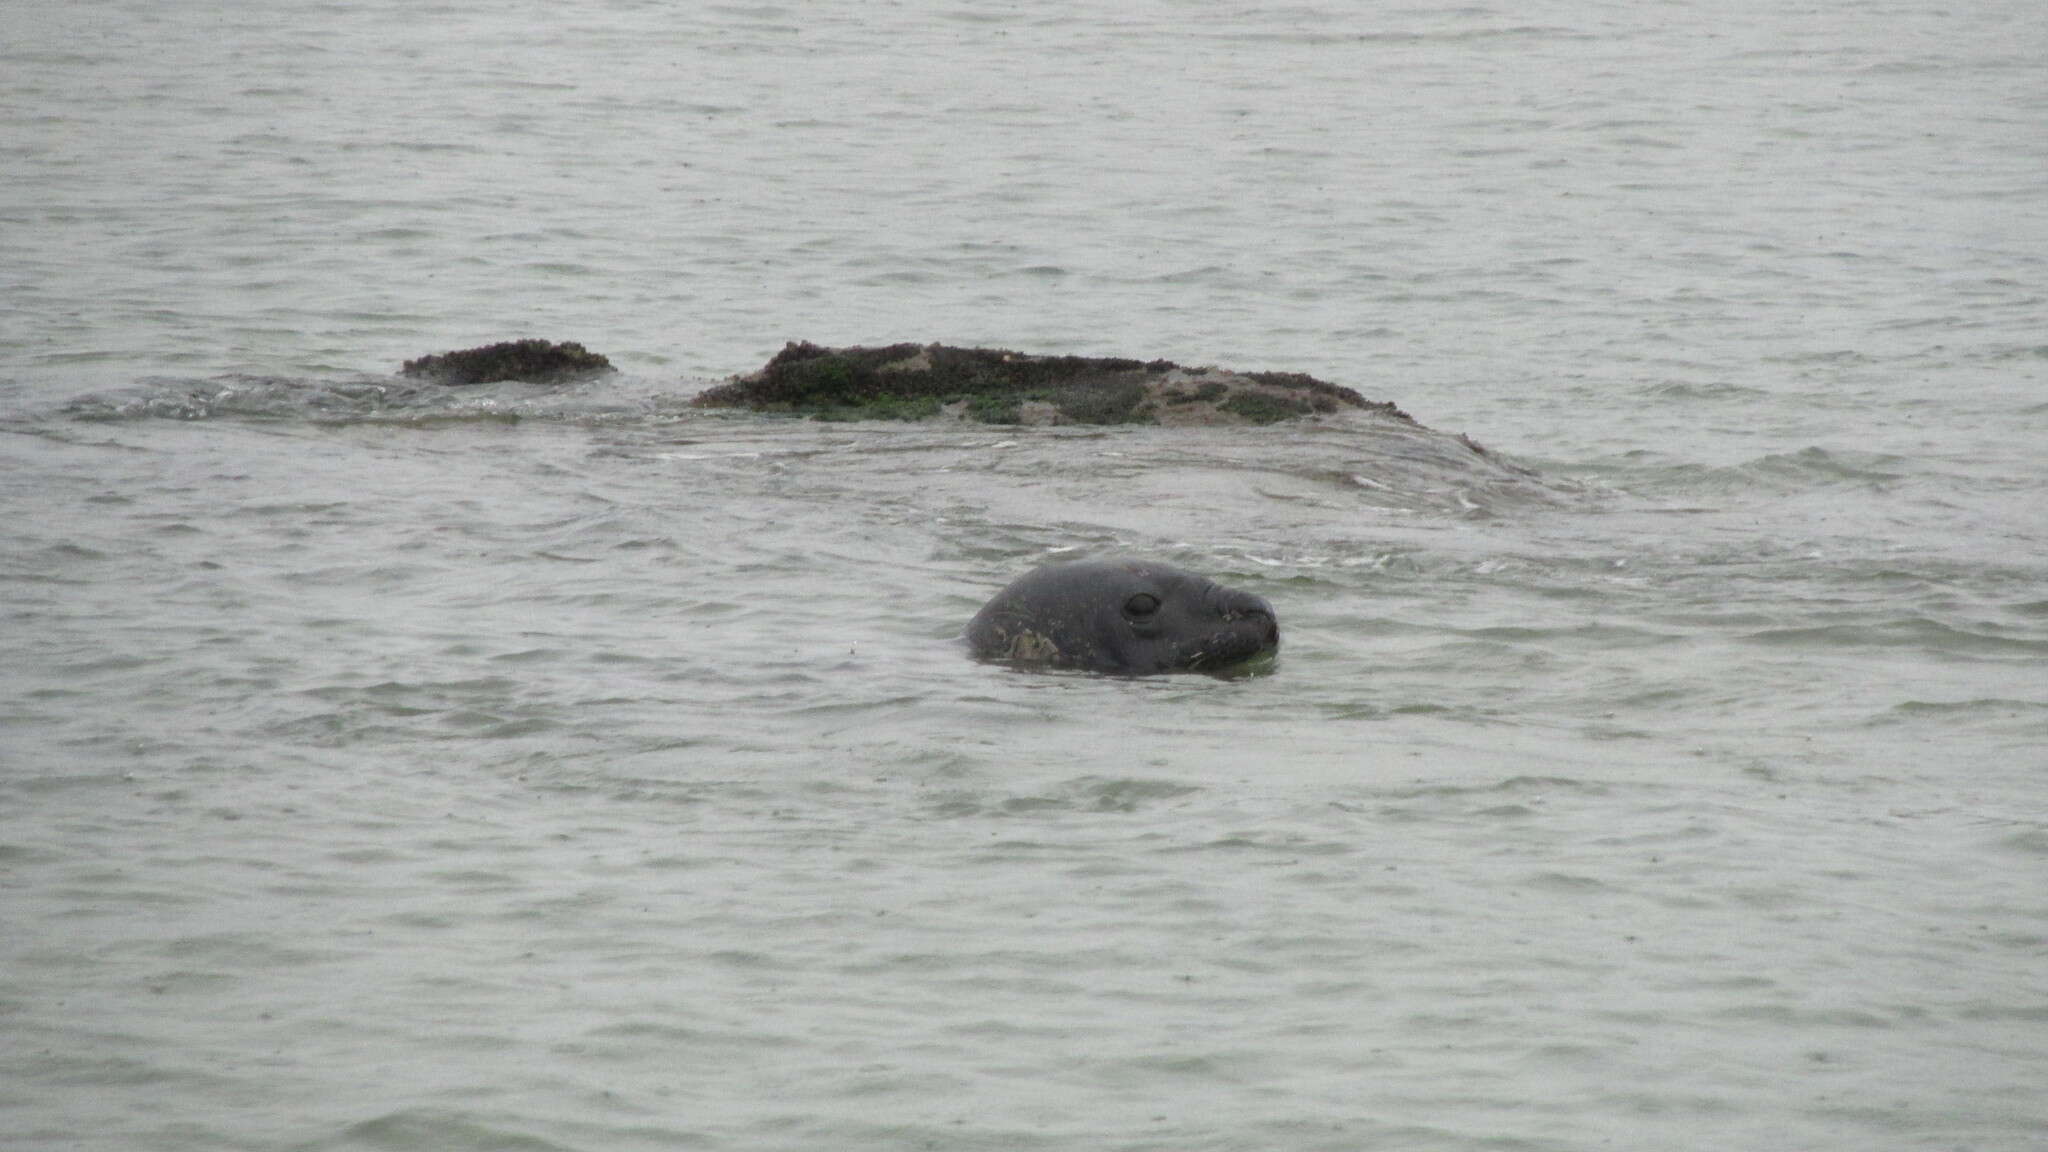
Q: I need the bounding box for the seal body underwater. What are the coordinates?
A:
[967,558,1279,675]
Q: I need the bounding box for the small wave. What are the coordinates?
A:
[1383,775,1606,800]
[1611,445,1913,499]
[1458,622,1684,649]
[1762,348,1880,367]
[1636,379,1772,402]
[1207,24,1589,47]
[1963,342,2048,365]
[315,1109,577,1152]
[925,775,1203,819]
[1994,828,2048,857]
[61,373,702,426]
[1744,446,1907,486]
[1869,698,2048,736]
[1746,617,2047,658]
[1886,698,2048,716]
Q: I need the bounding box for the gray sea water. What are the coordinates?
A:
[4,1,2046,1149]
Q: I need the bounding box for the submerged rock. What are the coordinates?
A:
[400,340,615,384]
[691,341,1414,427]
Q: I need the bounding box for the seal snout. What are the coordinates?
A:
[1241,601,1280,648]
[1228,594,1277,651]
[1213,588,1280,654]
[1220,590,1278,628]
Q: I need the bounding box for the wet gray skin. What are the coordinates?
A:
[967,559,1280,675]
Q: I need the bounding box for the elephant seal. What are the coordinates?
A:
[967,559,1279,675]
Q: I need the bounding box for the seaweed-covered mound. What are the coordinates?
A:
[400,340,615,385]
[692,341,1413,426]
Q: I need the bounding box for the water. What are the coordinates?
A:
[4,1,2045,1149]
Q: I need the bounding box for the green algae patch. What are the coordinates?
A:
[966,393,1025,425]
[1165,380,1230,406]
[1053,378,1151,425]
[1220,391,1313,425]
[692,341,1411,427]
[401,340,615,385]
[811,394,945,422]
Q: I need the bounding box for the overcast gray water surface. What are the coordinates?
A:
[3,2,2046,1150]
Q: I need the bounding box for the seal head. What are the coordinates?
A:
[967,559,1279,675]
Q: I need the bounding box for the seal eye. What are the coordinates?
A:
[1123,593,1161,620]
